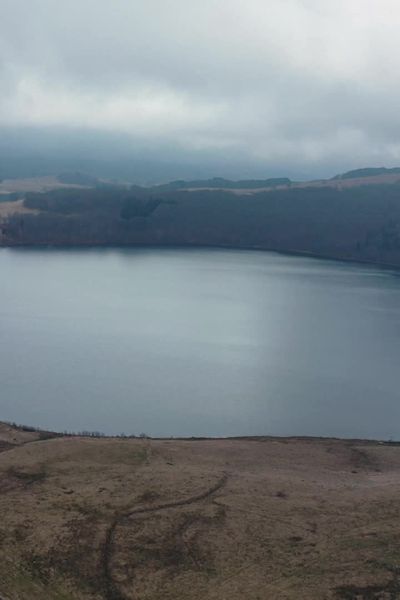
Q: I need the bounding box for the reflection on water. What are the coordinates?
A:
[1,247,400,439]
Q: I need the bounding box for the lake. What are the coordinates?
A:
[1,247,400,439]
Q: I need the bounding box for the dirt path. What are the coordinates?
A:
[101,474,228,600]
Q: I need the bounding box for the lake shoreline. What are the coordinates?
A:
[2,241,400,272]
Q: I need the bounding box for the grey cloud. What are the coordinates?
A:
[2,0,400,179]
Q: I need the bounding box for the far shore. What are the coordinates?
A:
[2,241,400,274]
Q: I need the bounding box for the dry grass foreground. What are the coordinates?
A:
[1,424,400,599]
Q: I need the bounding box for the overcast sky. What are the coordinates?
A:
[2,0,400,180]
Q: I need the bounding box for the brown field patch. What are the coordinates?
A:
[0,176,90,195]
[0,199,39,218]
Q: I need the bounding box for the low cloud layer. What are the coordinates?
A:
[2,0,400,178]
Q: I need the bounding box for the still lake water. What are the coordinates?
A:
[1,247,400,439]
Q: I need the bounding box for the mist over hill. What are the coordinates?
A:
[332,167,400,180]
[0,127,317,184]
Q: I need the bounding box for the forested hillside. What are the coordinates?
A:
[2,180,400,266]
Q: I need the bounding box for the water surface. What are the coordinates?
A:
[1,247,400,439]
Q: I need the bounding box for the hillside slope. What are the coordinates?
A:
[2,170,400,267]
[1,423,400,599]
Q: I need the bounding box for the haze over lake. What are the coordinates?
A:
[1,247,400,439]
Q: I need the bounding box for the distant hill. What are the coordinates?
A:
[154,170,400,192]
[4,168,400,195]
[153,177,291,191]
[332,167,400,180]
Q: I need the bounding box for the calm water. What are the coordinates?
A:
[1,247,400,439]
